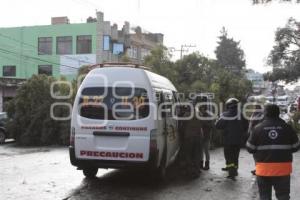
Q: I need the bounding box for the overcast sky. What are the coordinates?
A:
[1,0,300,73]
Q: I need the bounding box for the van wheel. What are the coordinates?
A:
[0,131,5,144]
[83,167,98,178]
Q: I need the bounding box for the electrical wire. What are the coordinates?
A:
[0,32,94,65]
[0,46,78,70]
[0,51,73,76]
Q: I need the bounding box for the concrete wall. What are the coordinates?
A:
[0,11,164,81]
[0,22,97,79]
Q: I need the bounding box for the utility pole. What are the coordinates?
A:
[168,47,182,55]
[180,44,196,59]
[169,44,196,59]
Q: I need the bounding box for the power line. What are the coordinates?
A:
[0,52,29,65]
[0,32,94,65]
[169,44,197,59]
[180,44,196,59]
[0,47,78,70]
[0,51,73,74]
[0,51,60,74]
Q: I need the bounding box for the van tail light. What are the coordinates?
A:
[70,127,75,147]
[150,129,157,151]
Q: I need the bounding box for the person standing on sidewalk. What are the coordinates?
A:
[199,105,214,170]
[246,104,300,200]
[247,103,264,175]
[215,98,248,180]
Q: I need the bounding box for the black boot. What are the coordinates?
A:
[227,167,237,181]
[199,161,204,169]
[203,161,210,170]
[222,167,229,171]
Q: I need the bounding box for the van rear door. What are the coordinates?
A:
[74,87,152,162]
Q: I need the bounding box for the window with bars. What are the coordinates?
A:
[3,65,16,77]
[38,65,52,76]
[38,37,52,55]
[56,36,72,55]
[77,35,92,54]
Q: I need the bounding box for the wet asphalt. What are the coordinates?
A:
[1,142,300,200]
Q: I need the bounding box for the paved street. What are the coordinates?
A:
[1,143,300,200]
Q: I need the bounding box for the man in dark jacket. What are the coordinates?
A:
[215,98,248,179]
[181,106,203,178]
[246,104,300,200]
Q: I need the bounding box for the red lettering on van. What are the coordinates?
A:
[80,151,144,159]
[120,153,125,158]
[129,153,135,158]
[115,126,147,131]
[93,152,99,157]
[136,153,143,159]
[100,152,106,157]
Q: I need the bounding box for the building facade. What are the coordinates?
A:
[0,11,163,111]
[246,69,266,94]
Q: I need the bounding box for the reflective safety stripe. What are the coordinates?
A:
[246,142,257,150]
[256,145,293,150]
[226,163,236,168]
[292,141,300,149]
[256,162,292,176]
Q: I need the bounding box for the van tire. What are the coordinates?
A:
[0,130,5,144]
[83,167,98,178]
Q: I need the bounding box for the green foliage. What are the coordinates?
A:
[120,55,131,62]
[6,75,71,146]
[144,45,252,146]
[267,18,300,82]
[7,44,252,147]
[215,27,246,75]
[77,65,92,77]
[144,45,177,84]
[145,46,252,103]
[263,68,290,82]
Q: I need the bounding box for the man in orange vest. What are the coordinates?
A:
[246,104,300,200]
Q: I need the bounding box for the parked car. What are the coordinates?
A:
[277,95,289,112]
[0,112,8,144]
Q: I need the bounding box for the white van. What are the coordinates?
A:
[277,95,289,112]
[69,64,181,179]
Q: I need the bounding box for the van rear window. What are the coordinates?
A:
[79,87,149,120]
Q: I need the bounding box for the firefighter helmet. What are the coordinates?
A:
[225,98,239,109]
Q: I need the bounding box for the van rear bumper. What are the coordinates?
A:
[69,146,159,169]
